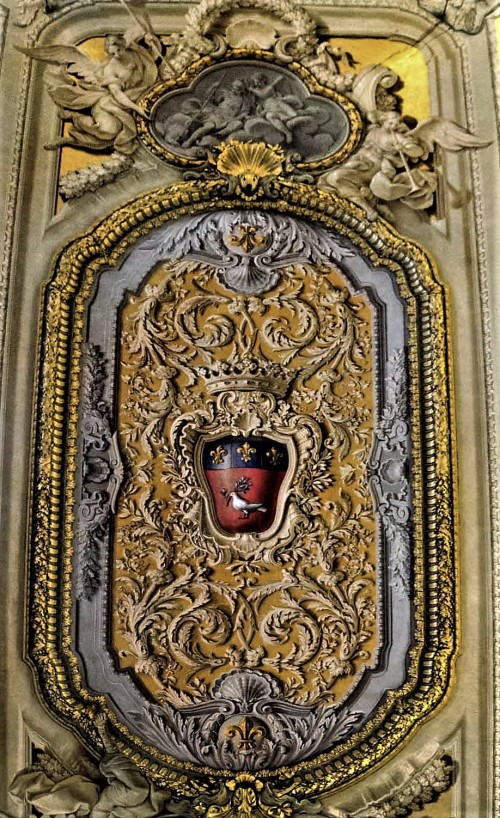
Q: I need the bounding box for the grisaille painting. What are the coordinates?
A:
[0,0,498,817]
[150,62,352,159]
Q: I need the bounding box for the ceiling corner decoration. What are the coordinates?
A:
[17,0,493,815]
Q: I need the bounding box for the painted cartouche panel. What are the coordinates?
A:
[150,61,352,160]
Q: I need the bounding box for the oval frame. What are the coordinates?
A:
[29,164,458,806]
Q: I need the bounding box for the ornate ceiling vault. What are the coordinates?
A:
[6,0,494,816]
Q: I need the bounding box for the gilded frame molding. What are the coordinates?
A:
[136,48,364,172]
[29,161,458,808]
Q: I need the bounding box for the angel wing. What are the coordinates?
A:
[18,45,101,83]
[411,116,491,153]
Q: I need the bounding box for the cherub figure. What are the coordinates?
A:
[275,35,356,92]
[161,29,226,75]
[21,32,159,155]
[182,78,252,148]
[249,73,312,145]
[319,109,490,220]
[302,41,357,90]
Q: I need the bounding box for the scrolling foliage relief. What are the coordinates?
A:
[28,140,458,817]
[114,244,377,712]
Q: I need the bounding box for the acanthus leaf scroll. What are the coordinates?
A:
[112,217,379,725]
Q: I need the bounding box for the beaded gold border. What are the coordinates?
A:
[135,48,363,172]
[28,173,458,803]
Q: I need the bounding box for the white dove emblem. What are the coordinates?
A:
[227,491,267,518]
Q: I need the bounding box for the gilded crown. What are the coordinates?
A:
[198,358,293,398]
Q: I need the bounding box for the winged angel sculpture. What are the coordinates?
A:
[20,0,490,214]
[319,109,490,220]
[21,32,159,156]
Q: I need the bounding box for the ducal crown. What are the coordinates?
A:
[198,358,293,398]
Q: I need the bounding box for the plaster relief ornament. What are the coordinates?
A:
[21,0,490,212]
[21,30,160,155]
[23,3,460,817]
[417,0,499,34]
[28,161,459,814]
[318,109,491,221]
[9,733,454,818]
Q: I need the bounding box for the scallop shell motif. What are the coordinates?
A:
[215,140,284,179]
[216,262,281,295]
[213,669,282,708]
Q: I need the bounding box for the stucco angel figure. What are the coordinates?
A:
[319,110,490,220]
[22,32,159,155]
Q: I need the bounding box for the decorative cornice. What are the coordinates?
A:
[461,32,500,818]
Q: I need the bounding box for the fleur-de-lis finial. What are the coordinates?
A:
[225,717,267,751]
[227,224,267,254]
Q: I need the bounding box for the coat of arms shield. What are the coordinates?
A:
[201,436,290,534]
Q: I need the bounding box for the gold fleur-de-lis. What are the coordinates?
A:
[227,224,267,254]
[266,447,283,466]
[210,445,228,465]
[225,717,267,751]
[237,442,256,462]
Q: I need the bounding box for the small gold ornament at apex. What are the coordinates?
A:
[227,224,268,253]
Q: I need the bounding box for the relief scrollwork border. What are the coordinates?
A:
[136,48,364,173]
[29,148,458,805]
